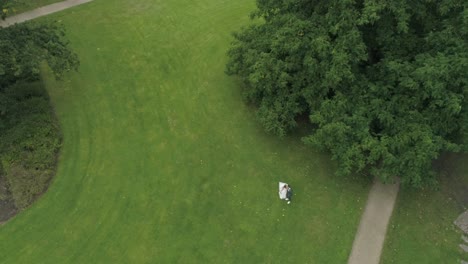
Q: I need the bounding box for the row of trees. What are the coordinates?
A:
[227,0,468,187]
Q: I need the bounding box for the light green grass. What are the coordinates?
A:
[381,153,468,264]
[0,0,369,263]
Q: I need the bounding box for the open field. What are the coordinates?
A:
[0,0,369,263]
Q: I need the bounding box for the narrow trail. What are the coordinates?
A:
[0,0,93,27]
[348,179,400,264]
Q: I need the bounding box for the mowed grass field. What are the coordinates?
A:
[0,0,369,263]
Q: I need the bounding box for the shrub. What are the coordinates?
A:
[0,80,61,209]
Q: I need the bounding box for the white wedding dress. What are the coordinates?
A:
[278,182,288,199]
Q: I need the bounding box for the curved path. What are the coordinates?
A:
[0,0,92,27]
[348,179,400,264]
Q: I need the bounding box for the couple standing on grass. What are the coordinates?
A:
[279,182,293,204]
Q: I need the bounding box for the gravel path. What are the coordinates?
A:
[0,0,93,27]
[348,179,400,264]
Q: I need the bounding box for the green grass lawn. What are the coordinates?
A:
[0,0,369,263]
[381,153,468,264]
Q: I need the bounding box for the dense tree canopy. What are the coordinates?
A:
[227,0,468,187]
[0,22,79,88]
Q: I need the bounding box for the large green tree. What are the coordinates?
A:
[227,0,468,187]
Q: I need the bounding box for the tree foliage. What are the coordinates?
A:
[227,0,468,187]
[0,22,79,89]
[1,0,10,19]
[0,0,78,212]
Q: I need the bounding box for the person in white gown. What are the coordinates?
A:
[279,182,288,199]
[279,182,292,204]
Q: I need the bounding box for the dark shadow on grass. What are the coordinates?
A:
[434,152,468,210]
[0,78,62,224]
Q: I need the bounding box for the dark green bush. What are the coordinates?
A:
[0,80,61,209]
[4,81,47,100]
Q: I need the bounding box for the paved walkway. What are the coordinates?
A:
[0,0,92,27]
[348,179,400,264]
